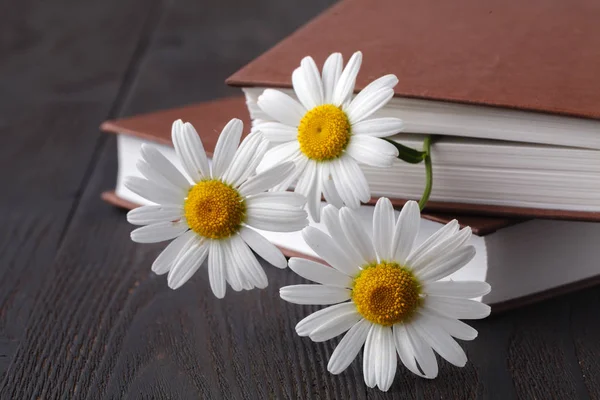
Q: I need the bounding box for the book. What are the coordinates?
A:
[227,0,600,150]
[101,97,600,310]
[103,97,600,222]
[101,96,515,235]
[243,90,600,220]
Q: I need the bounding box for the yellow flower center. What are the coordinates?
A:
[297,104,351,161]
[351,262,421,326]
[184,179,246,240]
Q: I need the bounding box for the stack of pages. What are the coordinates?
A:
[102,0,600,310]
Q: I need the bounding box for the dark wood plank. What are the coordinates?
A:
[505,298,590,400]
[0,0,164,388]
[570,289,600,399]
[2,0,600,398]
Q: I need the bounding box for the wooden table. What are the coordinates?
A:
[1,0,599,398]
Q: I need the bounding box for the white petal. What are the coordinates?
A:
[238,161,295,197]
[301,57,324,104]
[424,296,491,320]
[246,191,306,208]
[235,139,270,188]
[416,245,477,283]
[346,88,394,125]
[124,176,183,206]
[292,68,311,111]
[339,207,377,264]
[330,159,357,208]
[359,74,398,94]
[418,309,479,341]
[413,315,468,367]
[136,159,182,192]
[309,309,362,342]
[407,325,439,379]
[239,226,287,269]
[130,221,188,244]
[292,57,324,110]
[302,226,359,276]
[345,136,398,167]
[208,240,227,298]
[220,239,244,291]
[293,160,320,221]
[333,156,370,207]
[229,234,268,289]
[279,284,351,305]
[151,230,196,275]
[374,326,397,392]
[257,89,306,127]
[171,120,210,181]
[212,118,243,178]
[140,144,190,190]
[258,141,301,173]
[127,205,183,226]
[288,258,352,287]
[423,281,491,299]
[372,197,395,261]
[352,117,404,137]
[391,201,420,265]
[270,155,307,192]
[344,74,397,123]
[395,324,438,379]
[321,164,344,208]
[320,205,363,271]
[322,52,343,104]
[362,324,377,388]
[332,51,362,106]
[409,227,472,274]
[167,239,209,289]
[328,319,370,374]
[254,121,298,143]
[222,131,264,186]
[404,220,459,267]
[294,159,317,197]
[393,324,427,378]
[306,162,322,222]
[295,302,357,336]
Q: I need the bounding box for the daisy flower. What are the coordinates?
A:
[280,198,491,391]
[256,51,404,221]
[125,118,308,297]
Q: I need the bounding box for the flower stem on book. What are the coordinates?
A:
[383,135,434,210]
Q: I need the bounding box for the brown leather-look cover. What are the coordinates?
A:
[101,96,252,151]
[226,0,600,120]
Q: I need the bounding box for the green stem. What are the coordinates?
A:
[418,135,434,211]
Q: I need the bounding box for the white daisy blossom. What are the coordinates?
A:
[125,118,309,298]
[280,199,491,391]
[256,51,404,221]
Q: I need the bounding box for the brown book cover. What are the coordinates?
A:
[100,96,521,236]
[226,0,600,120]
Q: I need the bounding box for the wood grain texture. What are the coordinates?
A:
[0,0,163,389]
[1,0,600,398]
